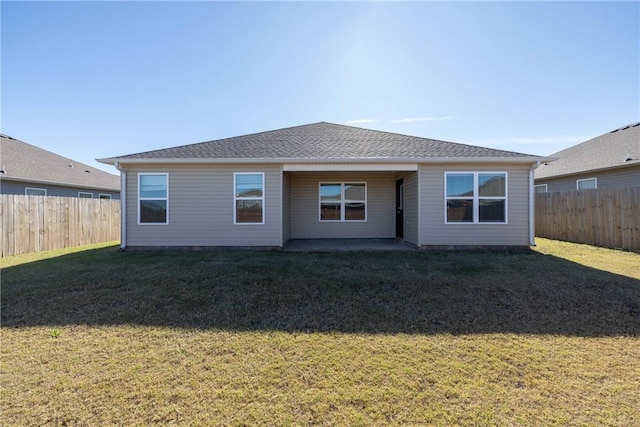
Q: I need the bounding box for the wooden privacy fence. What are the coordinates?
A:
[1,195,121,257]
[535,187,640,252]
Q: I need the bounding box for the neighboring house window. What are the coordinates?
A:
[25,187,47,196]
[78,192,93,198]
[576,178,597,190]
[138,173,168,224]
[234,172,264,224]
[319,182,367,222]
[535,184,548,193]
[99,194,112,199]
[445,172,507,223]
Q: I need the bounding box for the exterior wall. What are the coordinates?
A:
[395,171,419,245]
[289,172,395,239]
[282,171,291,244]
[419,163,531,246]
[118,163,535,248]
[0,179,120,199]
[123,164,282,247]
[535,165,640,192]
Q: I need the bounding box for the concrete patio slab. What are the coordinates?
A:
[284,239,416,252]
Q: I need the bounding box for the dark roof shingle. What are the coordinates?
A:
[104,122,540,162]
[535,122,640,179]
[1,134,120,191]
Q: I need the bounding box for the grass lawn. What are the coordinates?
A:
[2,239,639,425]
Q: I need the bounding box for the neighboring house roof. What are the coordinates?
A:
[99,122,543,164]
[1,134,120,191]
[535,122,640,180]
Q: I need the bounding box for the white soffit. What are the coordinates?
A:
[283,163,419,172]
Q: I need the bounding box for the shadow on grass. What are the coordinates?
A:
[2,246,639,336]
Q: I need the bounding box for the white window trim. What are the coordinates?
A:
[78,192,93,198]
[25,187,47,196]
[576,177,597,190]
[318,182,368,222]
[99,193,112,199]
[444,172,508,224]
[138,172,169,225]
[234,172,265,225]
[534,184,548,193]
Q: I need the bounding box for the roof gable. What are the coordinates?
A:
[100,122,541,163]
[1,134,120,191]
[535,123,640,179]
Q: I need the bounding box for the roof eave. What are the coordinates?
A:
[98,156,551,165]
[0,176,120,192]
[535,161,640,181]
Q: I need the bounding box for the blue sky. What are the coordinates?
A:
[2,1,639,174]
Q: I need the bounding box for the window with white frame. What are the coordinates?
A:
[25,187,47,196]
[576,177,597,190]
[319,182,367,221]
[445,172,507,223]
[99,194,112,199]
[234,172,264,224]
[78,192,93,198]
[534,184,548,193]
[138,173,168,224]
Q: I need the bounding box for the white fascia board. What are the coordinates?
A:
[283,163,418,171]
[98,156,550,166]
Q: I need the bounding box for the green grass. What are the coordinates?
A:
[2,239,639,425]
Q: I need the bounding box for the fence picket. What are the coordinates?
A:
[536,187,639,251]
[1,195,120,257]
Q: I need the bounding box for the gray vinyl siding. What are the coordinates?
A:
[419,163,531,246]
[282,171,292,244]
[396,171,419,245]
[0,179,120,199]
[289,172,395,239]
[124,164,281,247]
[535,165,640,192]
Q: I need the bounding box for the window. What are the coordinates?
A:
[319,182,367,221]
[138,173,168,224]
[99,194,112,199]
[577,178,597,190]
[25,187,46,196]
[78,192,93,198]
[534,184,548,193]
[445,172,507,223]
[234,172,264,224]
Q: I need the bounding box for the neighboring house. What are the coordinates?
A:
[534,122,640,192]
[0,134,120,199]
[98,122,549,249]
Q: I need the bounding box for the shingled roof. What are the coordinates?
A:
[1,134,120,191]
[535,122,640,180]
[99,122,542,163]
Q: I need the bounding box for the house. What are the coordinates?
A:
[97,122,549,249]
[534,122,640,192]
[1,134,120,199]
